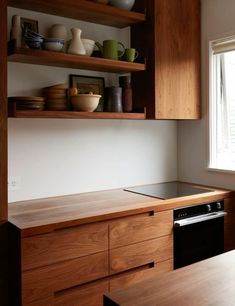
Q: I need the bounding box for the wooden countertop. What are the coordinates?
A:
[8,183,233,237]
[104,250,235,306]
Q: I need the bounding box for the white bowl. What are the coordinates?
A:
[71,94,101,112]
[81,39,95,56]
[109,0,135,10]
[43,41,64,52]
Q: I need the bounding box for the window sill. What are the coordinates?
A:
[206,167,235,175]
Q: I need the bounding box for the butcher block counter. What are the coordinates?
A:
[104,249,235,306]
[7,183,235,306]
[8,183,233,237]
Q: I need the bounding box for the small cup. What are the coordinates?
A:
[123,48,139,62]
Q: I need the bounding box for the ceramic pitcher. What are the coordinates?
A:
[68,28,86,55]
[95,40,125,60]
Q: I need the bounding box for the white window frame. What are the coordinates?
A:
[208,34,235,173]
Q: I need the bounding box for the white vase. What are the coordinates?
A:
[68,28,86,55]
[10,15,22,47]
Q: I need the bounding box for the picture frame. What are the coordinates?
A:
[21,17,39,33]
[69,75,105,111]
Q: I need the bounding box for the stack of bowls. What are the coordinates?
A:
[24,29,44,49]
[43,84,68,111]
[43,38,64,52]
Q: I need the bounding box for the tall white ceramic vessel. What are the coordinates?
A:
[68,28,86,55]
[10,15,22,47]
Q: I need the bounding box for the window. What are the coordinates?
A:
[209,36,235,171]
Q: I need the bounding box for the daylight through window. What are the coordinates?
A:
[209,36,235,171]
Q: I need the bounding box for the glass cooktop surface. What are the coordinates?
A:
[124,181,214,200]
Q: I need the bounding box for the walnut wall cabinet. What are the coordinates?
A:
[131,0,201,119]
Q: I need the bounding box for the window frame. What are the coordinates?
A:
[207,34,235,173]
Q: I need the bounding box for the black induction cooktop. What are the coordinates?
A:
[124,181,214,200]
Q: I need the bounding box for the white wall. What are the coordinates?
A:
[178,0,235,189]
[8,8,178,202]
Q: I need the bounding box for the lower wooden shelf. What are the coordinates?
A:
[8,110,146,120]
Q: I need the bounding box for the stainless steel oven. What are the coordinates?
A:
[174,200,226,269]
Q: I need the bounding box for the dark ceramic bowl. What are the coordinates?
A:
[25,39,43,49]
[24,29,44,39]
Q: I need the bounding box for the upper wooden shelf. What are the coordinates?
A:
[7,0,145,28]
[8,109,146,120]
[8,46,146,73]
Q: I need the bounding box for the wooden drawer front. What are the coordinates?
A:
[109,210,172,249]
[22,251,108,305]
[110,235,172,275]
[110,259,173,291]
[22,222,108,270]
[55,280,109,306]
[24,297,54,306]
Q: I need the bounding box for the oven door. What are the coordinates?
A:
[174,214,225,269]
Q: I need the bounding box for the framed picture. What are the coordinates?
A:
[21,17,39,33]
[69,75,105,111]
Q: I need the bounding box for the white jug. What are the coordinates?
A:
[68,28,86,55]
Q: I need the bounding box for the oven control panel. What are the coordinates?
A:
[174,201,224,220]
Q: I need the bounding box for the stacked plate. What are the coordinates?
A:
[43,84,68,111]
[8,96,45,110]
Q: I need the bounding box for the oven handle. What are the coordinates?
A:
[174,211,227,228]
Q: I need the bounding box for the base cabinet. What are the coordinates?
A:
[15,210,173,306]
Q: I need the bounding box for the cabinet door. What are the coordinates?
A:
[55,280,109,306]
[22,222,108,270]
[110,235,172,274]
[131,0,201,119]
[109,210,172,248]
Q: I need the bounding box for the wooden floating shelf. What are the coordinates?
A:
[8,47,146,73]
[8,110,146,120]
[7,0,145,28]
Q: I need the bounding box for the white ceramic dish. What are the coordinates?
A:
[71,94,101,112]
[81,39,95,56]
[109,0,135,10]
[43,41,64,52]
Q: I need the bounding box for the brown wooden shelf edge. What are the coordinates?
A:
[8,0,145,28]
[8,110,146,120]
[8,44,146,73]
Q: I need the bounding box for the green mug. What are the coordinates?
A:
[99,40,125,60]
[124,48,139,62]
